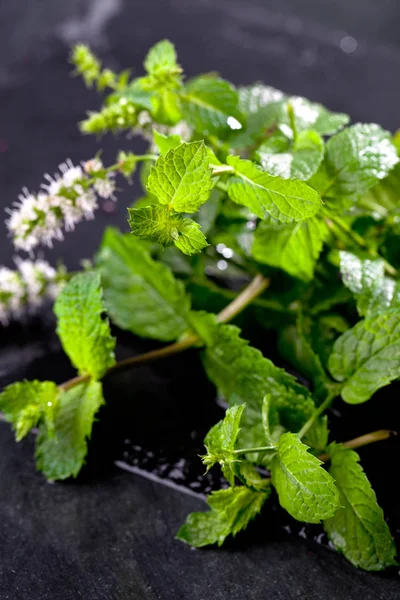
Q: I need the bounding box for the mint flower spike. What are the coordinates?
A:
[0,259,65,325]
[6,158,117,253]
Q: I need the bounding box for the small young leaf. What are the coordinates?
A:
[173,218,209,255]
[143,39,181,79]
[252,216,328,282]
[256,129,324,181]
[182,76,244,138]
[54,272,116,380]
[147,141,213,213]
[312,124,398,204]
[176,486,270,547]
[226,156,322,223]
[271,433,340,523]
[0,380,59,441]
[96,228,191,341]
[128,205,208,255]
[339,251,400,317]
[324,444,397,571]
[36,380,104,480]
[202,404,245,482]
[328,308,400,404]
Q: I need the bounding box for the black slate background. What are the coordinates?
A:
[0,1,400,598]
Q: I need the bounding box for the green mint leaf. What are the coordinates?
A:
[229,84,284,149]
[324,444,397,571]
[36,380,104,480]
[311,124,398,205]
[143,39,181,79]
[128,205,208,255]
[153,130,181,155]
[256,129,324,181]
[54,272,116,381]
[230,88,347,149]
[147,141,213,213]
[96,228,191,341]
[182,76,244,138]
[190,312,315,460]
[233,461,271,492]
[252,216,328,281]
[271,433,340,523]
[285,97,349,136]
[177,486,269,547]
[226,156,322,223]
[202,404,245,482]
[328,308,400,404]
[339,251,400,317]
[0,380,59,441]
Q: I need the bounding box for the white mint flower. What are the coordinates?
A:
[6,158,118,253]
[137,111,152,127]
[0,267,25,324]
[59,160,84,188]
[93,175,116,199]
[0,259,65,325]
[83,158,103,173]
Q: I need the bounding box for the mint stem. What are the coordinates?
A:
[298,391,337,440]
[233,445,276,455]
[287,102,298,144]
[318,429,395,462]
[59,274,270,392]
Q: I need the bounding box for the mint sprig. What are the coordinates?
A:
[1,38,399,573]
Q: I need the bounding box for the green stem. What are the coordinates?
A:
[287,102,298,144]
[59,274,270,392]
[318,429,395,462]
[85,154,158,186]
[233,445,276,455]
[211,165,234,177]
[217,274,268,322]
[298,391,337,440]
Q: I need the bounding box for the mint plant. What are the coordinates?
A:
[0,40,399,571]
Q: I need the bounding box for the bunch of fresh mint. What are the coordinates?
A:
[1,40,399,572]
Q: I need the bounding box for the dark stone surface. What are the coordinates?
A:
[0,1,400,598]
[3,424,400,600]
